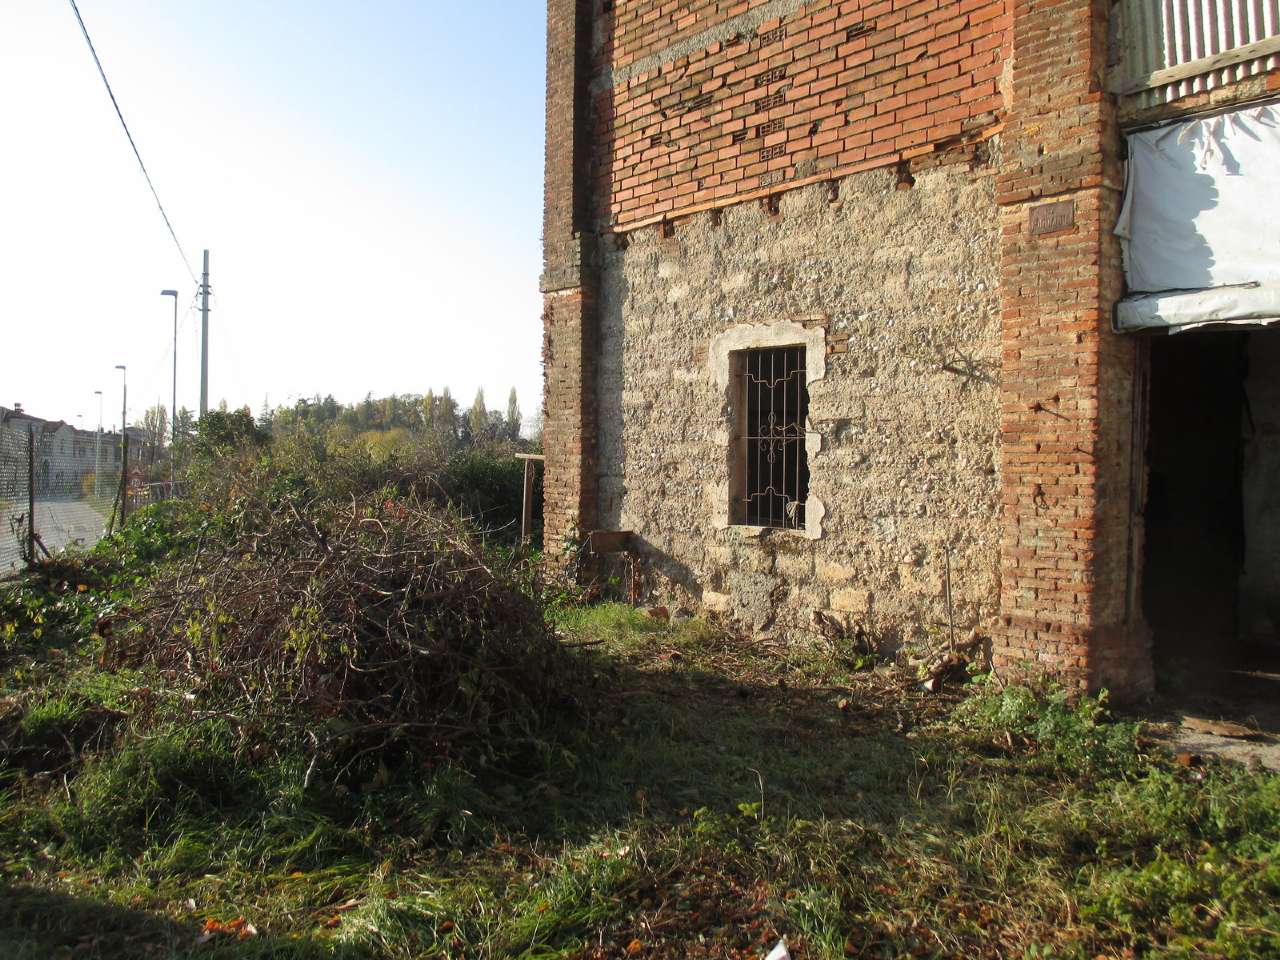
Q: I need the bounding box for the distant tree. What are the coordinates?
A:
[140,404,169,465]
[505,388,521,441]
[172,407,196,441]
[320,394,339,423]
[467,389,488,444]
[437,388,459,445]
[361,427,412,462]
[486,410,506,442]
[422,390,436,429]
[194,408,268,456]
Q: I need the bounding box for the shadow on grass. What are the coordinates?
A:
[0,882,371,959]
[497,646,938,841]
[0,618,964,960]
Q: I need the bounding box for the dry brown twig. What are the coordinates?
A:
[104,493,579,780]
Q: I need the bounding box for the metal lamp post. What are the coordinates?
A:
[161,289,178,485]
[115,365,127,438]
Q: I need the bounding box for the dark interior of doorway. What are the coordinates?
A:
[1144,330,1280,733]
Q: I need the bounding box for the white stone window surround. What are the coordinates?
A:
[709,319,826,540]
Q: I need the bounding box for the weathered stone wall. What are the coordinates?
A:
[595,155,1002,646]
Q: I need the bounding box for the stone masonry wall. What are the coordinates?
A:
[595,157,1002,645]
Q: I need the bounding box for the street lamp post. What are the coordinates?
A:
[115,365,127,438]
[161,290,178,486]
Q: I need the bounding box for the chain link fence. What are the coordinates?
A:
[1,423,124,574]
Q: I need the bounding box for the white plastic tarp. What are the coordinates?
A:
[1115,102,1280,332]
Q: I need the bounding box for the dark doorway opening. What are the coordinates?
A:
[1143,330,1280,735]
[1144,332,1246,664]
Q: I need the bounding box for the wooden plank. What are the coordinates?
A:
[521,457,535,543]
[514,453,546,461]
[1110,35,1280,96]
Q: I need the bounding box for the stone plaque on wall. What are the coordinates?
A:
[1029,199,1076,236]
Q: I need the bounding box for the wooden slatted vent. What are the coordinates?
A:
[1109,0,1280,105]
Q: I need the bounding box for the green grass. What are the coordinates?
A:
[2,599,1278,959]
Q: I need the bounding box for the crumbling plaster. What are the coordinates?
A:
[595,154,1004,644]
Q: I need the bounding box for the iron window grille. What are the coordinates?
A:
[732,345,809,529]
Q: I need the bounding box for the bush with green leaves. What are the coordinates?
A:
[436,448,539,544]
[957,680,1143,778]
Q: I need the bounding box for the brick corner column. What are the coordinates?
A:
[541,0,598,571]
[995,0,1153,699]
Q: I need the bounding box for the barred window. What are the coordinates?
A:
[731,345,809,529]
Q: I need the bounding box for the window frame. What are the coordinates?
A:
[729,344,810,530]
[708,319,827,541]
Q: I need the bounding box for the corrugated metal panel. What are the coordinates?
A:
[1113,0,1280,108]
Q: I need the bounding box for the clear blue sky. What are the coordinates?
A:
[0,1,546,431]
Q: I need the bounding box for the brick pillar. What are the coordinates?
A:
[995,0,1153,697]
[541,0,597,565]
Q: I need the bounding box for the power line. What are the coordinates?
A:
[66,0,197,284]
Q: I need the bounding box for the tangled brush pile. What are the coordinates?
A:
[103,495,576,777]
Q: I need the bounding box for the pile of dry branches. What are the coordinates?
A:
[104,495,575,774]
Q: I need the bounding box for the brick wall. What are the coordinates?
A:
[593,0,1012,229]
[542,289,599,559]
[543,0,592,293]
[542,0,600,563]
[994,0,1151,696]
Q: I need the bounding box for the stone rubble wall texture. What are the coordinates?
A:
[595,164,1003,644]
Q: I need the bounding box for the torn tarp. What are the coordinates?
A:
[1118,284,1280,333]
[1115,102,1280,332]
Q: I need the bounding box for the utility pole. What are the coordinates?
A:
[199,249,210,419]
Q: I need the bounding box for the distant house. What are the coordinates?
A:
[0,406,31,495]
[0,405,42,439]
[0,408,63,495]
[0,406,129,497]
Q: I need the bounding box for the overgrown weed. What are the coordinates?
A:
[4,548,1280,960]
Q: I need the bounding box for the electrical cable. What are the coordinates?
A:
[66,0,198,284]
